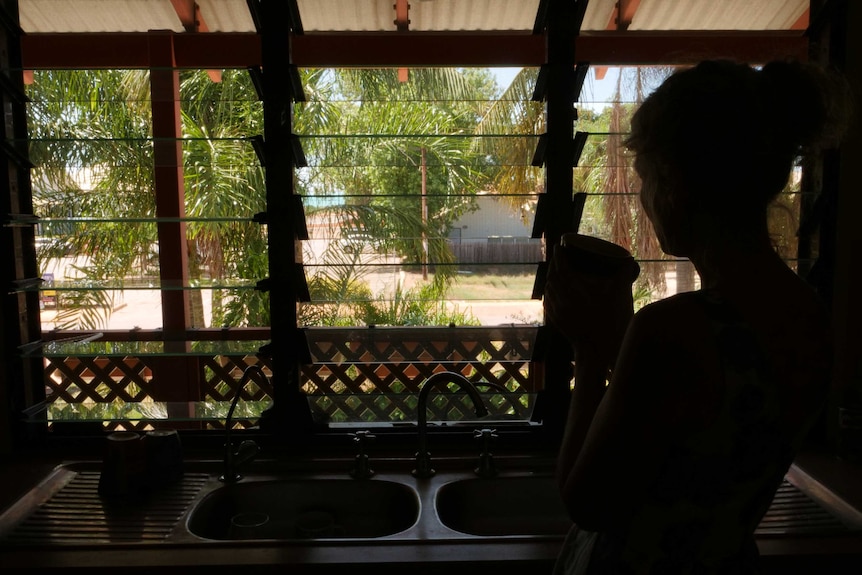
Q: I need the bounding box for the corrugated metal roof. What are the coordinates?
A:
[19,0,185,33]
[627,0,808,31]
[18,0,810,34]
[295,0,394,32]
[580,0,808,31]
[581,0,619,31]
[405,0,541,32]
[196,0,256,32]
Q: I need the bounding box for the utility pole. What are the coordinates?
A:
[421,146,428,280]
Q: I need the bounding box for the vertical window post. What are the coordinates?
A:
[1,0,43,447]
[148,31,199,414]
[257,0,312,432]
[539,0,585,439]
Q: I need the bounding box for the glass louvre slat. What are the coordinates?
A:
[43,401,273,424]
[296,135,541,167]
[24,280,259,291]
[30,339,269,358]
[300,193,540,201]
[36,217,259,223]
[27,136,259,142]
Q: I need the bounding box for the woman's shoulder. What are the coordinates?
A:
[633,286,829,336]
[630,291,711,334]
[622,292,720,377]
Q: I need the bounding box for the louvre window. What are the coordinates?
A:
[26,68,272,430]
[19,62,814,432]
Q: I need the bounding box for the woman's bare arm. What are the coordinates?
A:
[557,299,711,532]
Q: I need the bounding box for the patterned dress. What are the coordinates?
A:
[556,291,827,575]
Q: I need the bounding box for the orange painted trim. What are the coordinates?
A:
[791,7,810,30]
[395,0,410,32]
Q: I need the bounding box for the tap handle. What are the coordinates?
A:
[350,431,376,479]
[474,428,498,444]
[353,430,376,454]
[236,439,260,462]
[474,428,499,478]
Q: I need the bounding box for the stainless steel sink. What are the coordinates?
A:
[435,471,862,539]
[2,461,859,549]
[187,477,420,540]
[435,474,572,536]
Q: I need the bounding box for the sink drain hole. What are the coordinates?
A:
[296,510,337,538]
[229,512,270,539]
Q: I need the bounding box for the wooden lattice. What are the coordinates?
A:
[42,326,539,429]
[201,355,274,401]
[200,354,273,430]
[301,326,538,423]
[45,356,155,403]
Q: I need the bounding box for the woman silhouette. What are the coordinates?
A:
[547,60,848,574]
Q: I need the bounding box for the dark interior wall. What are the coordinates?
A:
[829,0,862,442]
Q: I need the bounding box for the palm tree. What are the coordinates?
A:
[28,66,532,329]
[29,70,157,329]
[179,69,267,327]
[603,69,666,296]
[294,67,501,326]
[28,68,270,329]
[474,67,544,218]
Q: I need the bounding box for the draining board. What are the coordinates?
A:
[1,471,209,545]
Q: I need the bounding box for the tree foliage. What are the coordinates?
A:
[28,67,504,329]
[29,65,684,330]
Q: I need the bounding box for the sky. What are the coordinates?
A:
[492,66,621,110]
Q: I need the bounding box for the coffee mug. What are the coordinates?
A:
[145,429,184,487]
[98,431,146,498]
[559,233,640,284]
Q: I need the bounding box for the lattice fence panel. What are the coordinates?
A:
[200,355,274,401]
[41,327,538,428]
[45,356,155,403]
[301,326,538,423]
[200,355,274,430]
[44,354,276,431]
[44,355,157,431]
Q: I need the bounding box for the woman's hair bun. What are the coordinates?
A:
[759,60,852,151]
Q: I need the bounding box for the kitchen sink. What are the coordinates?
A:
[435,470,862,539]
[435,474,572,537]
[187,477,420,540]
[3,460,859,552]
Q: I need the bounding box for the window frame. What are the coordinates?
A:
[3,2,832,446]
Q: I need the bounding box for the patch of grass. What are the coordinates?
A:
[446,273,536,300]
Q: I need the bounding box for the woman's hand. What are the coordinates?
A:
[544,244,637,369]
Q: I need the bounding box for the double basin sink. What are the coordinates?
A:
[5,458,858,547]
[186,468,571,541]
[178,460,862,543]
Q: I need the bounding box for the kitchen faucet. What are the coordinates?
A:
[412,371,489,478]
[219,365,265,483]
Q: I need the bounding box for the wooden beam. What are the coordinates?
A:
[394,0,409,32]
[169,0,222,81]
[20,31,809,69]
[148,32,191,335]
[394,0,410,80]
[170,0,197,31]
[595,0,643,78]
[147,31,200,406]
[291,33,546,66]
[792,7,810,30]
[615,0,642,31]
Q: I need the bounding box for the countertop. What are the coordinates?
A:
[1,449,861,574]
